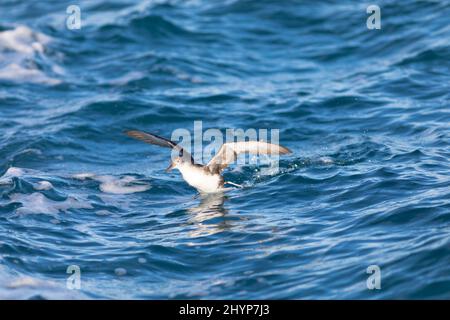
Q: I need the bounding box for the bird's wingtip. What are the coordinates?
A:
[124,129,135,135]
[281,145,292,154]
[124,130,142,139]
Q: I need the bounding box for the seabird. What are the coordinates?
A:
[125,130,292,193]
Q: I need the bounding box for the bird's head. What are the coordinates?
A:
[165,149,191,172]
[165,156,183,172]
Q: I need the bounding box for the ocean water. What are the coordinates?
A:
[0,0,449,299]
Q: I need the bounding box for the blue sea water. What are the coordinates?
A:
[0,0,449,299]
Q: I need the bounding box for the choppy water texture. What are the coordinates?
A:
[0,0,449,299]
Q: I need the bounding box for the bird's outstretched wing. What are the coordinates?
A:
[206,141,291,174]
[125,130,194,163]
[125,130,177,149]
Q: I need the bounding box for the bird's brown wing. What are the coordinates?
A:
[206,141,291,174]
[125,130,177,149]
[125,130,194,163]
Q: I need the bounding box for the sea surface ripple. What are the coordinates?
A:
[0,0,449,299]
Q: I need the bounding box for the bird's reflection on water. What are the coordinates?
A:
[186,193,233,238]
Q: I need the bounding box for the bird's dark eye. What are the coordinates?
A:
[179,149,183,157]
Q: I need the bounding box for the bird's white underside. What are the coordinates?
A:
[177,163,222,193]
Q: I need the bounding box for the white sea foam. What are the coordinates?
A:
[0,266,84,299]
[138,258,147,264]
[0,25,62,85]
[115,268,127,276]
[0,25,50,54]
[10,192,92,215]
[34,181,53,191]
[319,157,334,165]
[0,167,27,184]
[73,173,151,194]
[95,210,111,216]
[0,167,54,191]
[107,71,145,85]
[97,175,151,194]
[0,63,61,85]
[72,172,96,180]
[6,276,47,289]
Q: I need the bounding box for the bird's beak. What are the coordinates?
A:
[165,161,175,172]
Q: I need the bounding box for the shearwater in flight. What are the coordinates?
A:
[125,130,292,193]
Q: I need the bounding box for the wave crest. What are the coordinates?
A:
[0,25,63,85]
